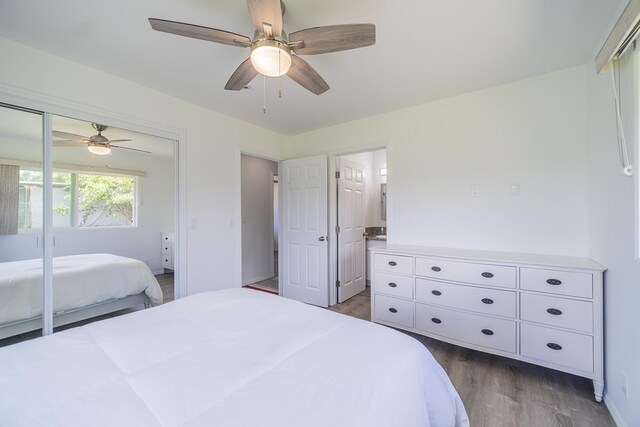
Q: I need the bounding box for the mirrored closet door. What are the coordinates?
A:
[50,114,176,329]
[0,103,45,344]
[0,102,178,347]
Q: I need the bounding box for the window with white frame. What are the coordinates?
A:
[18,169,136,230]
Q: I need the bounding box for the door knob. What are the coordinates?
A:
[319,236,327,241]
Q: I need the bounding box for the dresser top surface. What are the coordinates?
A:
[369,244,606,271]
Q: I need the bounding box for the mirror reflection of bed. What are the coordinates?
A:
[0,107,176,347]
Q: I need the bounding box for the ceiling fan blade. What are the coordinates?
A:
[225,58,259,91]
[53,130,87,141]
[148,18,252,48]
[53,141,87,147]
[111,145,152,154]
[246,0,283,37]
[287,55,330,95]
[106,139,132,144]
[289,24,376,55]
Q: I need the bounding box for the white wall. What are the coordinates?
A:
[241,154,277,285]
[587,52,640,426]
[0,36,285,294]
[286,66,589,257]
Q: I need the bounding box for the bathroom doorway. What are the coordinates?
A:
[334,148,387,303]
[240,154,279,294]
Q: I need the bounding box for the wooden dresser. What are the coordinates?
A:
[369,244,606,401]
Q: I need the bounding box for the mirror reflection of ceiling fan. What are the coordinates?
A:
[149,0,376,95]
[52,123,151,155]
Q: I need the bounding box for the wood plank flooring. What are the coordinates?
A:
[329,287,616,427]
[157,272,175,302]
[245,276,278,293]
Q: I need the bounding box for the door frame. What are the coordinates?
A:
[0,83,188,317]
[329,145,388,306]
[234,147,282,292]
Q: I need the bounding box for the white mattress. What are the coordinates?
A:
[0,289,468,427]
[0,254,163,325]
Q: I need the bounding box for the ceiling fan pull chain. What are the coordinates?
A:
[263,75,267,114]
[278,50,282,99]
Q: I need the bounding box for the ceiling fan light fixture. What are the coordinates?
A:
[87,143,111,156]
[250,39,291,77]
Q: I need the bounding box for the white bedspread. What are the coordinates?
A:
[0,289,468,427]
[0,254,163,325]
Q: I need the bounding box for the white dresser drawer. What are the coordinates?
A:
[374,272,414,299]
[415,257,516,289]
[162,255,173,269]
[162,232,174,243]
[374,295,414,328]
[162,243,173,254]
[415,278,516,318]
[415,303,516,353]
[520,268,592,298]
[521,293,593,333]
[374,253,413,275]
[520,323,593,373]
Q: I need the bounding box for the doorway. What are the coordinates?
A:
[240,153,279,294]
[335,148,387,304]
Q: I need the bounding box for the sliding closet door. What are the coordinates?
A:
[50,115,176,331]
[0,103,45,345]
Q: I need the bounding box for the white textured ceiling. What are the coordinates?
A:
[0,0,625,135]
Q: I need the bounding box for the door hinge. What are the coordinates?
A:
[335,171,340,179]
[336,280,341,288]
[336,225,341,233]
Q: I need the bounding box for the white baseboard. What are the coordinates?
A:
[604,393,628,427]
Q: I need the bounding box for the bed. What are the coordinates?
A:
[0,253,163,339]
[0,288,468,427]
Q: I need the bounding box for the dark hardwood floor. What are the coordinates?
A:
[329,287,616,427]
[156,272,175,302]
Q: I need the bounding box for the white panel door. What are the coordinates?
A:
[338,158,366,303]
[281,155,329,307]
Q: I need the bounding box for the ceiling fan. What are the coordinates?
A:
[149,0,376,95]
[53,124,150,156]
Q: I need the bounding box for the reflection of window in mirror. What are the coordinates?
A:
[17,169,138,230]
[381,183,387,220]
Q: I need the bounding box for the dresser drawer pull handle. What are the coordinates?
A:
[547,343,563,351]
[388,261,397,266]
[547,308,562,315]
[388,282,397,288]
[481,298,494,305]
[431,318,442,324]
[546,279,562,286]
[431,266,441,272]
[481,329,494,336]
[481,272,494,278]
[388,308,397,313]
[431,290,442,296]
